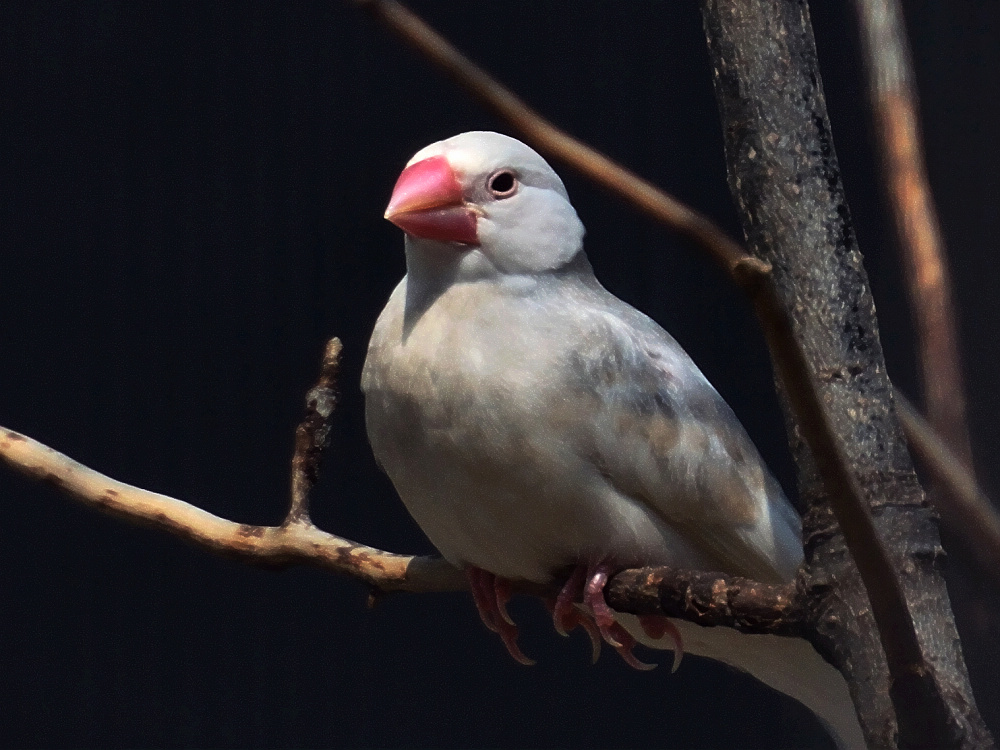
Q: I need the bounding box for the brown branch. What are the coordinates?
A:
[897,392,1000,589]
[288,338,344,525]
[607,567,803,637]
[854,0,973,471]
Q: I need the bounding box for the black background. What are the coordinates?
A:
[1,2,998,748]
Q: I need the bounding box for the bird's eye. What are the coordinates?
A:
[487,170,518,198]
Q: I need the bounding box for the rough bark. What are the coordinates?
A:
[700,2,991,748]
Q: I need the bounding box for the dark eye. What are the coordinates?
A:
[487,170,518,198]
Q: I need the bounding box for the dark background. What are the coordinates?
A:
[1,2,997,747]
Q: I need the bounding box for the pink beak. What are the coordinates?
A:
[384,155,479,245]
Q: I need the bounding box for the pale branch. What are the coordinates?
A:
[0,393,804,637]
[854,0,973,471]
[0,423,462,594]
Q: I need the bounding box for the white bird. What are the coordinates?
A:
[362,131,864,748]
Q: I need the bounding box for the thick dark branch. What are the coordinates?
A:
[700,1,990,747]
[607,567,802,637]
[854,0,973,471]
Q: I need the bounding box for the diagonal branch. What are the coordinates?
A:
[0,422,463,594]
[896,394,1000,589]
[854,0,973,472]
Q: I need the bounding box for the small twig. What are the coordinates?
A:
[288,338,343,525]
[854,0,973,470]
[896,392,1000,589]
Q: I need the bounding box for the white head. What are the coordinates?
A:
[385,132,586,279]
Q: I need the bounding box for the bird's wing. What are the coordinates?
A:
[567,301,802,583]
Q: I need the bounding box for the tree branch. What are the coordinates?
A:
[353,0,992,745]
[700,1,990,745]
[288,337,343,525]
[896,394,1000,589]
[0,345,804,638]
[854,0,973,471]
[606,568,802,637]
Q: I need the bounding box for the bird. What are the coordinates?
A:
[362,131,863,748]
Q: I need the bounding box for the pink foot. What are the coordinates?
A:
[582,561,656,671]
[464,567,535,666]
[544,572,603,664]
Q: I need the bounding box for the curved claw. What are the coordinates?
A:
[639,615,685,673]
[466,567,499,633]
[572,608,603,664]
[465,566,535,666]
[608,622,657,671]
[493,577,517,626]
[496,617,536,666]
[552,566,588,637]
[543,594,602,662]
[583,561,623,648]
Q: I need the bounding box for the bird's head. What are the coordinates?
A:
[385,132,585,277]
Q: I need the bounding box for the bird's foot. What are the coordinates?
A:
[465,567,536,666]
[544,566,602,663]
[563,560,684,672]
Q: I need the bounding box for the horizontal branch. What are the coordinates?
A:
[606,567,802,637]
[0,420,808,637]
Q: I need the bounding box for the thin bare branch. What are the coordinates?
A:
[0,419,811,637]
[288,337,344,524]
[0,424,463,593]
[855,0,973,470]
[352,0,747,275]
[897,392,1000,589]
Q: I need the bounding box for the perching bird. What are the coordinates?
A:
[362,132,864,748]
